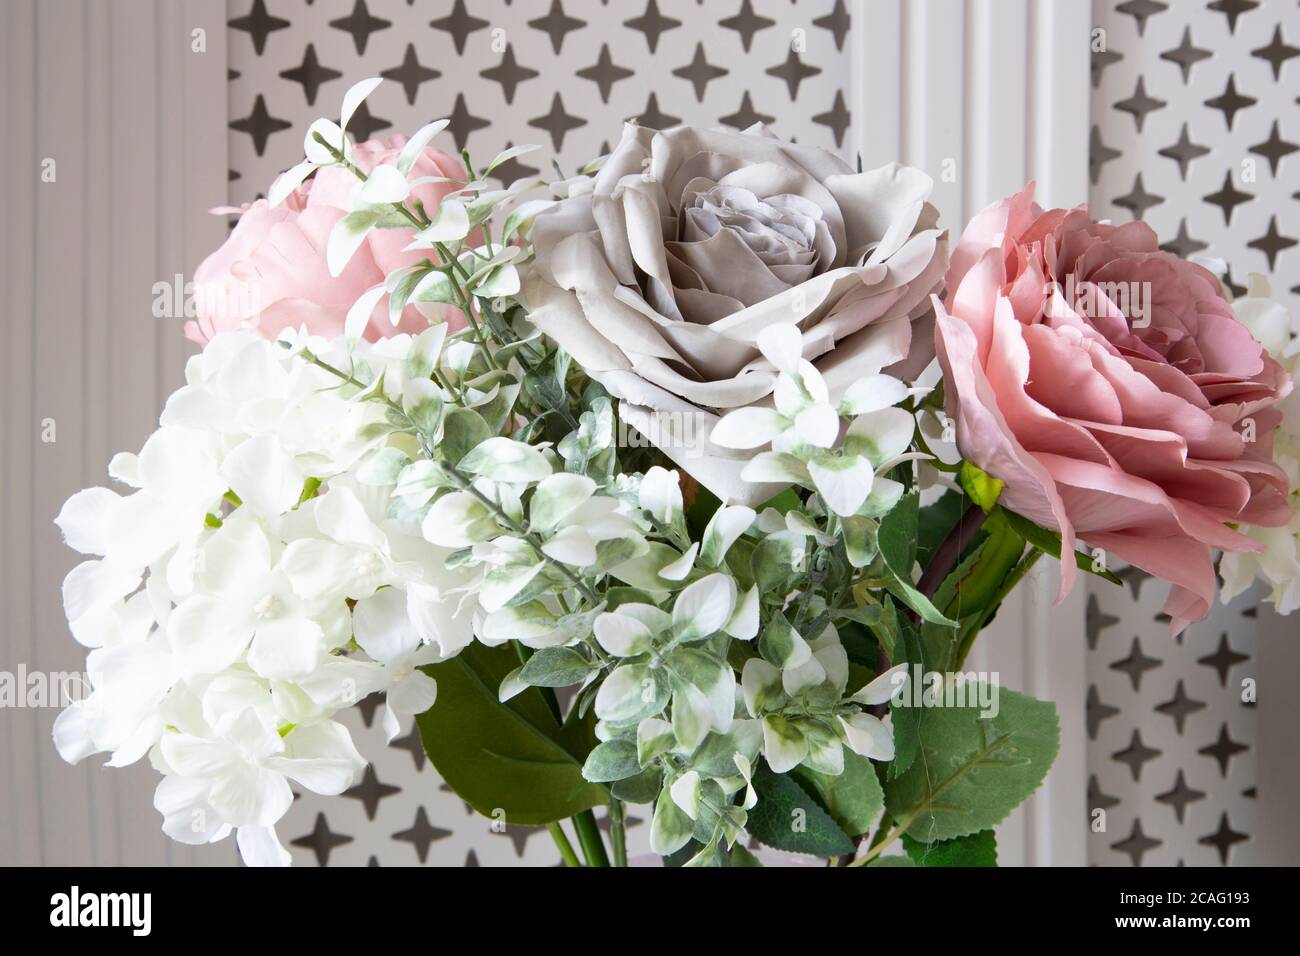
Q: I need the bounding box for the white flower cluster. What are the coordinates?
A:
[1220,275,1300,613]
[53,331,474,866]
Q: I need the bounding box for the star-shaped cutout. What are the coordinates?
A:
[1252,25,1300,80]
[673,43,728,103]
[1198,633,1250,687]
[1154,679,1207,734]
[480,45,539,106]
[1248,120,1296,177]
[465,849,480,867]
[1208,0,1259,35]
[1199,722,1249,778]
[720,0,775,53]
[767,47,822,100]
[722,91,776,132]
[1205,75,1256,131]
[329,0,391,56]
[445,93,491,152]
[1203,171,1253,226]
[392,807,452,863]
[578,44,634,104]
[1086,684,1120,740]
[1113,566,1148,600]
[530,0,586,55]
[1198,812,1248,864]
[1110,637,1162,691]
[814,90,851,148]
[1157,122,1210,179]
[230,94,292,157]
[633,92,682,131]
[1247,215,1297,272]
[1085,593,1120,649]
[346,100,391,143]
[1159,218,1208,260]
[382,43,441,106]
[1116,0,1167,36]
[280,43,342,107]
[1112,729,1162,781]
[1114,77,1166,132]
[1090,125,1121,185]
[1091,46,1123,89]
[624,0,681,54]
[529,93,587,151]
[389,722,427,771]
[431,0,489,56]
[1112,818,1162,866]
[343,765,401,820]
[356,692,383,728]
[290,812,353,867]
[1087,773,1120,814]
[229,0,289,56]
[1159,26,1211,83]
[1155,769,1206,823]
[814,0,852,52]
[1114,173,1165,221]
[1220,266,1248,299]
[496,824,540,857]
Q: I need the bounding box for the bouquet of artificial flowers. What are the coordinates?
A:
[53,79,1296,867]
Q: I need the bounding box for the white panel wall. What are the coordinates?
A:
[850,0,1093,867]
[0,0,233,866]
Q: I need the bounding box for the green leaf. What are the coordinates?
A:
[610,767,662,803]
[916,489,967,567]
[878,491,957,628]
[728,843,765,867]
[581,739,641,783]
[884,685,1060,842]
[750,534,800,593]
[442,407,492,468]
[416,642,607,825]
[877,489,919,574]
[958,461,1004,512]
[867,855,916,867]
[355,447,410,486]
[746,763,855,857]
[886,575,958,629]
[903,829,997,867]
[841,515,878,568]
[887,606,924,780]
[791,751,884,837]
[518,646,593,687]
[998,507,1122,586]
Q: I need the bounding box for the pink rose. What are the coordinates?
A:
[187,135,467,345]
[935,185,1291,632]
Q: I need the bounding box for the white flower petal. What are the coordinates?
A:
[710,407,788,449]
[236,825,292,867]
[839,712,895,761]
[222,435,303,519]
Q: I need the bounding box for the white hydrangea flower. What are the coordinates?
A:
[53,332,457,866]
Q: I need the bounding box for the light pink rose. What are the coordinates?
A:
[935,184,1292,633]
[186,135,467,345]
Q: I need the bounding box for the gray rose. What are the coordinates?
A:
[523,123,948,505]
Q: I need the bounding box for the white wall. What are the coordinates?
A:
[0,0,231,865]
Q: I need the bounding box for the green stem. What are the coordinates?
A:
[572,809,610,867]
[953,548,1041,669]
[609,800,628,867]
[547,822,582,867]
